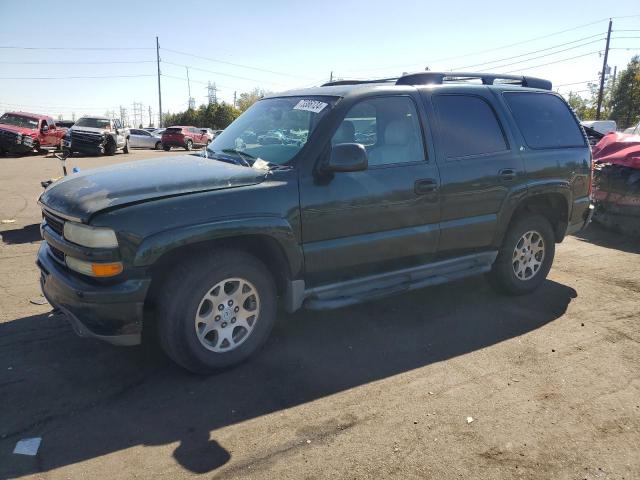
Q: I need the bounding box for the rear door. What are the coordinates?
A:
[422,88,526,255]
[299,94,441,285]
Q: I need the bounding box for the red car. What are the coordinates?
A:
[161,126,210,151]
[0,112,67,155]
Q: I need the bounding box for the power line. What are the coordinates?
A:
[453,33,605,70]
[0,60,155,65]
[502,51,600,74]
[161,60,285,85]
[556,79,599,87]
[161,47,311,79]
[0,74,155,80]
[0,45,153,50]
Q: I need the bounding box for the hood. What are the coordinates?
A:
[69,125,110,135]
[39,155,267,222]
[0,123,37,136]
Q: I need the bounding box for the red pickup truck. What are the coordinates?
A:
[0,111,68,155]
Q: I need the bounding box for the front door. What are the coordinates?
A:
[300,95,441,286]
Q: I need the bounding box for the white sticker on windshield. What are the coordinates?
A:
[293,99,328,113]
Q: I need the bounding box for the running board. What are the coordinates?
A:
[303,251,498,310]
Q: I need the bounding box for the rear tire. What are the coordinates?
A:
[155,141,162,150]
[487,214,555,295]
[185,139,193,151]
[156,250,277,374]
[163,144,170,151]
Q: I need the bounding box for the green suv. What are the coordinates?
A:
[37,72,594,373]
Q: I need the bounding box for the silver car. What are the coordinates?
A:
[129,128,163,150]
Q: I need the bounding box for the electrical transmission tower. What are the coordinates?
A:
[132,102,144,128]
[119,106,129,127]
[207,81,218,105]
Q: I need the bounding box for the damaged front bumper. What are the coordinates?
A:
[0,128,34,154]
[64,130,107,154]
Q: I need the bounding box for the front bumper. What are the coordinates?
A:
[65,131,106,154]
[37,242,150,346]
[0,129,34,154]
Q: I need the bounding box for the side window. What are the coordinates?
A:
[432,95,508,159]
[333,96,425,167]
[503,92,585,149]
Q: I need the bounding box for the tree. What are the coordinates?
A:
[609,55,640,129]
[163,102,241,129]
[237,88,267,112]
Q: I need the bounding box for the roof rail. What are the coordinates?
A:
[395,72,552,90]
[321,72,552,90]
[321,77,397,87]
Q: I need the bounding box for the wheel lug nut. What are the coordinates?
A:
[231,317,236,323]
[215,315,220,321]
[228,300,233,306]
[221,322,227,328]
[218,304,224,311]
[234,306,239,313]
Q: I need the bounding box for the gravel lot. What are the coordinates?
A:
[1,149,639,479]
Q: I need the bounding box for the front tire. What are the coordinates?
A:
[155,141,162,150]
[487,214,555,295]
[105,140,117,156]
[163,144,170,151]
[123,138,129,154]
[156,250,277,373]
[185,139,193,151]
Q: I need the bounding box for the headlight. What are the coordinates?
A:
[63,222,118,248]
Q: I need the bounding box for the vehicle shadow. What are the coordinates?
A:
[0,223,41,245]
[573,222,640,254]
[0,277,577,477]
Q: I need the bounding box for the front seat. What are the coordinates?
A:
[368,120,418,166]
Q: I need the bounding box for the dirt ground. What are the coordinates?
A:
[0,149,639,480]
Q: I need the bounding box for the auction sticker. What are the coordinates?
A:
[293,99,328,113]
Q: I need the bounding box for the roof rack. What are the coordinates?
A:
[322,72,552,90]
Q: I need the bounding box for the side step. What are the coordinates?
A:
[303,251,498,310]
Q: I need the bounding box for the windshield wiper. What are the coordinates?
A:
[220,148,253,167]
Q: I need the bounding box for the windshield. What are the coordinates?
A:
[75,117,111,129]
[0,113,39,129]
[207,96,334,165]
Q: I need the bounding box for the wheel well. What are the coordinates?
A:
[145,235,291,311]
[509,193,569,242]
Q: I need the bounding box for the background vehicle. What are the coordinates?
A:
[55,120,75,129]
[622,121,640,135]
[161,126,209,151]
[129,128,163,149]
[37,72,593,373]
[581,120,617,135]
[0,111,67,155]
[62,116,130,156]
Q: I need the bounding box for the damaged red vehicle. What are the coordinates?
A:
[592,131,640,236]
[0,112,67,155]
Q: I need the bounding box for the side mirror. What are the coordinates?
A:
[325,143,368,172]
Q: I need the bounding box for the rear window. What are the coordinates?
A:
[432,95,508,158]
[503,92,585,149]
[165,127,184,134]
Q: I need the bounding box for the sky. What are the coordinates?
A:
[0,0,638,125]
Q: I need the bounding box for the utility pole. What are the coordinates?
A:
[156,36,163,128]
[207,81,218,105]
[329,71,333,83]
[186,67,195,109]
[148,105,152,127]
[596,18,612,120]
[233,91,237,108]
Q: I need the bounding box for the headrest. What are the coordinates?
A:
[334,120,355,143]
[384,120,410,145]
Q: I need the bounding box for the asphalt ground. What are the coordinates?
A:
[1,148,639,479]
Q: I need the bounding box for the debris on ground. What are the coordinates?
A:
[467,416,474,424]
[1,219,16,224]
[13,437,42,456]
[592,132,640,237]
[29,296,49,306]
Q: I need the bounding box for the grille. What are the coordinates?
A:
[71,130,104,148]
[43,210,64,236]
[0,128,20,146]
[49,245,65,264]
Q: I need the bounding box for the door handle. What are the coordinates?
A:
[499,168,517,181]
[414,178,438,195]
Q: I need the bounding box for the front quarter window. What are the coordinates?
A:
[207,96,335,165]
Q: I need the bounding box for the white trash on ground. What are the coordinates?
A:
[13,437,42,456]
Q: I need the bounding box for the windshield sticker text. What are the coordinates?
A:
[293,100,328,114]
